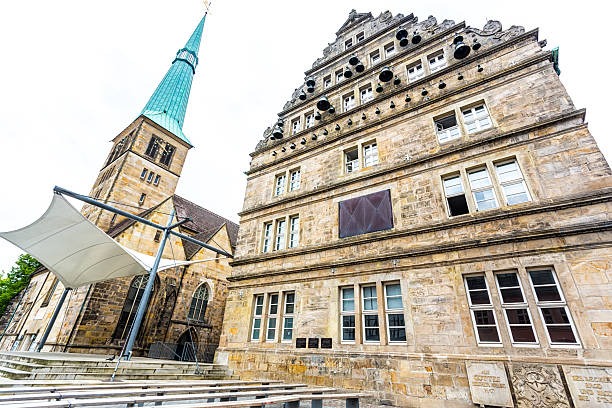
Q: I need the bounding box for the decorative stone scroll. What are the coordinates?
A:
[509,363,570,408]
[563,366,612,407]
[466,361,513,407]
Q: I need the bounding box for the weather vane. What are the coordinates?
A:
[203,1,212,15]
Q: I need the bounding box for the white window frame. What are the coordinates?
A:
[464,274,502,347]
[443,174,470,217]
[345,38,353,49]
[361,285,380,343]
[274,219,286,251]
[146,171,154,183]
[343,94,355,112]
[428,51,446,73]
[360,86,373,104]
[262,222,272,253]
[528,268,581,348]
[281,292,295,343]
[370,51,381,65]
[305,113,315,129]
[288,215,299,248]
[266,293,279,342]
[494,272,539,346]
[153,174,161,186]
[462,104,492,134]
[138,193,146,205]
[384,283,406,344]
[340,287,356,344]
[324,76,331,89]
[336,70,344,84]
[362,142,378,168]
[435,114,461,143]
[467,167,498,211]
[251,295,264,341]
[495,159,531,206]
[274,174,286,196]
[345,147,359,174]
[407,61,424,82]
[384,42,396,58]
[289,169,301,191]
[291,119,301,135]
[356,32,365,43]
[140,168,148,180]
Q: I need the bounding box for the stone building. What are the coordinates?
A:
[216,10,612,407]
[0,13,238,362]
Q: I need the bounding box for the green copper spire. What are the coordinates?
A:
[140,14,207,145]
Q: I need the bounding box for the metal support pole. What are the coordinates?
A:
[122,210,175,360]
[36,288,70,352]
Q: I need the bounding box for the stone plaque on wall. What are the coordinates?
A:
[563,365,612,407]
[509,363,570,408]
[466,361,513,407]
[296,338,306,348]
[308,338,319,348]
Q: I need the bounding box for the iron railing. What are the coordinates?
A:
[148,341,216,363]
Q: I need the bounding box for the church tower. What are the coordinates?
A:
[82,15,206,231]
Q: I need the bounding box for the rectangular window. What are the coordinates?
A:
[154,230,161,242]
[443,175,469,216]
[289,169,301,191]
[370,50,380,65]
[345,38,353,49]
[384,43,396,57]
[462,104,492,134]
[324,76,332,89]
[495,272,538,344]
[288,216,299,248]
[274,174,286,196]
[356,32,365,43]
[464,275,501,345]
[305,113,315,129]
[266,294,279,341]
[282,292,295,342]
[262,222,272,253]
[159,143,175,166]
[407,61,424,82]
[468,168,498,211]
[362,286,380,342]
[138,193,146,205]
[146,171,154,183]
[153,174,161,186]
[291,119,301,135]
[343,94,355,112]
[336,70,344,84]
[145,137,161,158]
[362,142,378,167]
[528,269,579,345]
[274,219,286,250]
[140,168,148,180]
[360,86,373,103]
[435,114,461,143]
[385,283,406,343]
[428,52,446,72]
[341,287,356,343]
[495,160,530,205]
[251,295,264,341]
[345,148,359,173]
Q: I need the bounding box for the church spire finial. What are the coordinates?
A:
[140,13,207,146]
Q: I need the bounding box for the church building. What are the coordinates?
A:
[0,13,238,362]
[216,10,612,407]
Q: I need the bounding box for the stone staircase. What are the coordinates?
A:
[0,351,234,382]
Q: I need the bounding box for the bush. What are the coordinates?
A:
[0,254,41,316]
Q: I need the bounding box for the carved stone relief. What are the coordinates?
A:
[509,363,571,408]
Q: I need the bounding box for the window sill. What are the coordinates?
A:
[476,343,503,348]
[549,343,581,349]
[511,343,540,348]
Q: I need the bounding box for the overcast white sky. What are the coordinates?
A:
[0,1,610,273]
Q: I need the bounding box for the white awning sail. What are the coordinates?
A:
[0,194,209,289]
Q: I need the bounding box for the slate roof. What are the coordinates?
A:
[106,195,238,260]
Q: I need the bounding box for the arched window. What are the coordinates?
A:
[188,284,209,322]
[113,275,152,340]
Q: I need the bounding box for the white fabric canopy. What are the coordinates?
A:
[0,194,208,289]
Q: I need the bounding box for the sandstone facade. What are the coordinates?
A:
[216,10,612,407]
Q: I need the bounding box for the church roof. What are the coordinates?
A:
[140,14,207,146]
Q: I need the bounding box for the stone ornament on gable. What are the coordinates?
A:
[509,363,571,408]
[464,20,525,43]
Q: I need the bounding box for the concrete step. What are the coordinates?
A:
[0,365,31,380]
[27,372,231,381]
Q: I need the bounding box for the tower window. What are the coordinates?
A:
[274,174,286,196]
[305,113,314,129]
[345,148,359,173]
[462,104,492,134]
[251,295,264,341]
[188,284,209,322]
[146,171,154,183]
[343,93,355,112]
[356,32,365,43]
[145,136,161,158]
[291,119,301,135]
[468,168,498,211]
[407,61,424,82]
[282,292,295,342]
[289,169,301,191]
[160,143,175,166]
[324,75,332,89]
[362,142,378,167]
[443,175,469,216]
[435,114,461,143]
[464,274,501,345]
[370,50,380,65]
[266,293,279,341]
[140,168,148,180]
[362,285,380,342]
[154,230,161,242]
[336,69,344,84]
[288,216,300,248]
[495,160,530,205]
[340,287,356,343]
[384,42,396,57]
[428,51,447,72]
[262,222,272,253]
[345,38,353,49]
[139,193,146,205]
[360,86,373,103]
[153,174,161,186]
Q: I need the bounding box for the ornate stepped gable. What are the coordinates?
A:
[255,12,527,153]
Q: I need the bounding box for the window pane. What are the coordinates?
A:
[505,309,531,325]
[388,313,405,327]
[477,326,500,342]
[547,325,577,343]
[468,169,492,189]
[474,309,495,325]
[534,286,562,302]
[387,297,403,309]
[469,290,490,305]
[386,284,401,296]
[253,319,261,329]
[529,270,556,285]
[500,288,525,303]
[364,298,378,311]
[343,315,355,328]
[363,286,376,298]
[447,195,469,216]
[496,161,520,183]
[364,315,380,341]
[509,325,537,343]
[466,276,487,290]
[541,307,570,324]
[284,317,293,329]
[497,273,520,288]
[443,176,464,196]
[342,299,355,312]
